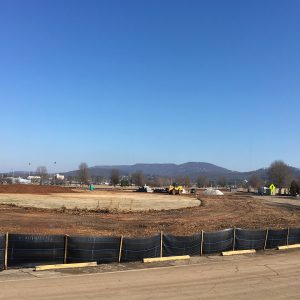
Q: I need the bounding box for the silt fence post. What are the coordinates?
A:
[64,235,68,264]
[118,235,123,263]
[4,232,8,270]
[200,230,204,256]
[160,231,163,258]
[233,227,236,251]
[264,228,269,251]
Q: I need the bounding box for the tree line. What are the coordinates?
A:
[76,160,300,194]
[31,160,299,196]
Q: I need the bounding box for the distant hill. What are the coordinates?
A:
[3,162,299,183]
[65,162,232,178]
[63,162,300,182]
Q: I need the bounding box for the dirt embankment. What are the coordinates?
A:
[0,184,76,194]
[1,194,300,237]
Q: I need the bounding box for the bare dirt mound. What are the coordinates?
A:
[0,184,76,194]
[0,190,200,211]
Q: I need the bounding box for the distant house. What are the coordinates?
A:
[5,177,31,184]
[27,176,41,183]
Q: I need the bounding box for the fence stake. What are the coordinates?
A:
[264,228,269,251]
[64,235,68,264]
[233,227,236,251]
[160,231,163,257]
[118,235,123,263]
[200,230,204,256]
[287,227,290,246]
[4,232,8,270]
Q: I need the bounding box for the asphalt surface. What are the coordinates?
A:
[255,195,300,211]
[1,250,300,299]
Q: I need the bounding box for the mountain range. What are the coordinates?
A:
[63,162,300,182]
[4,162,299,182]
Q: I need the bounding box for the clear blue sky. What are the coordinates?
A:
[1,0,300,173]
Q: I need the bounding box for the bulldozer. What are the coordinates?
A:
[167,183,184,195]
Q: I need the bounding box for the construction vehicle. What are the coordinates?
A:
[167,183,184,195]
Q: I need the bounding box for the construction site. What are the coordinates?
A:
[0,184,300,237]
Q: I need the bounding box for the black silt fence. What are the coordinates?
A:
[203,229,234,254]
[266,229,288,249]
[8,234,65,267]
[0,235,5,270]
[235,228,266,250]
[288,228,300,245]
[2,227,300,271]
[67,236,120,264]
[121,235,161,262]
[163,233,202,257]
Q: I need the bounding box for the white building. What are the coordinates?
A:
[54,174,65,181]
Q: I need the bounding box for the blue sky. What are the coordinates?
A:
[1,0,299,173]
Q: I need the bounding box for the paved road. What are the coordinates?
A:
[1,251,300,299]
[254,195,300,210]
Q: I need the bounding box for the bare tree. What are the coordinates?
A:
[249,174,262,189]
[290,180,300,197]
[173,176,184,186]
[120,178,130,187]
[146,176,159,187]
[36,166,48,185]
[183,176,191,187]
[268,160,291,194]
[149,176,169,187]
[159,177,170,186]
[147,176,170,187]
[77,162,89,185]
[131,171,145,187]
[110,169,120,186]
[196,175,208,188]
[217,176,227,187]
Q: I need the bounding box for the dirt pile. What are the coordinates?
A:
[0,184,76,194]
[203,188,224,196]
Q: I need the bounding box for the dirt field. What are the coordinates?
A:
[1,190,300,237]
[0,189,200,211]
[0,184,76,194]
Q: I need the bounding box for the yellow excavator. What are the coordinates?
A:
[167,183,184,195]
